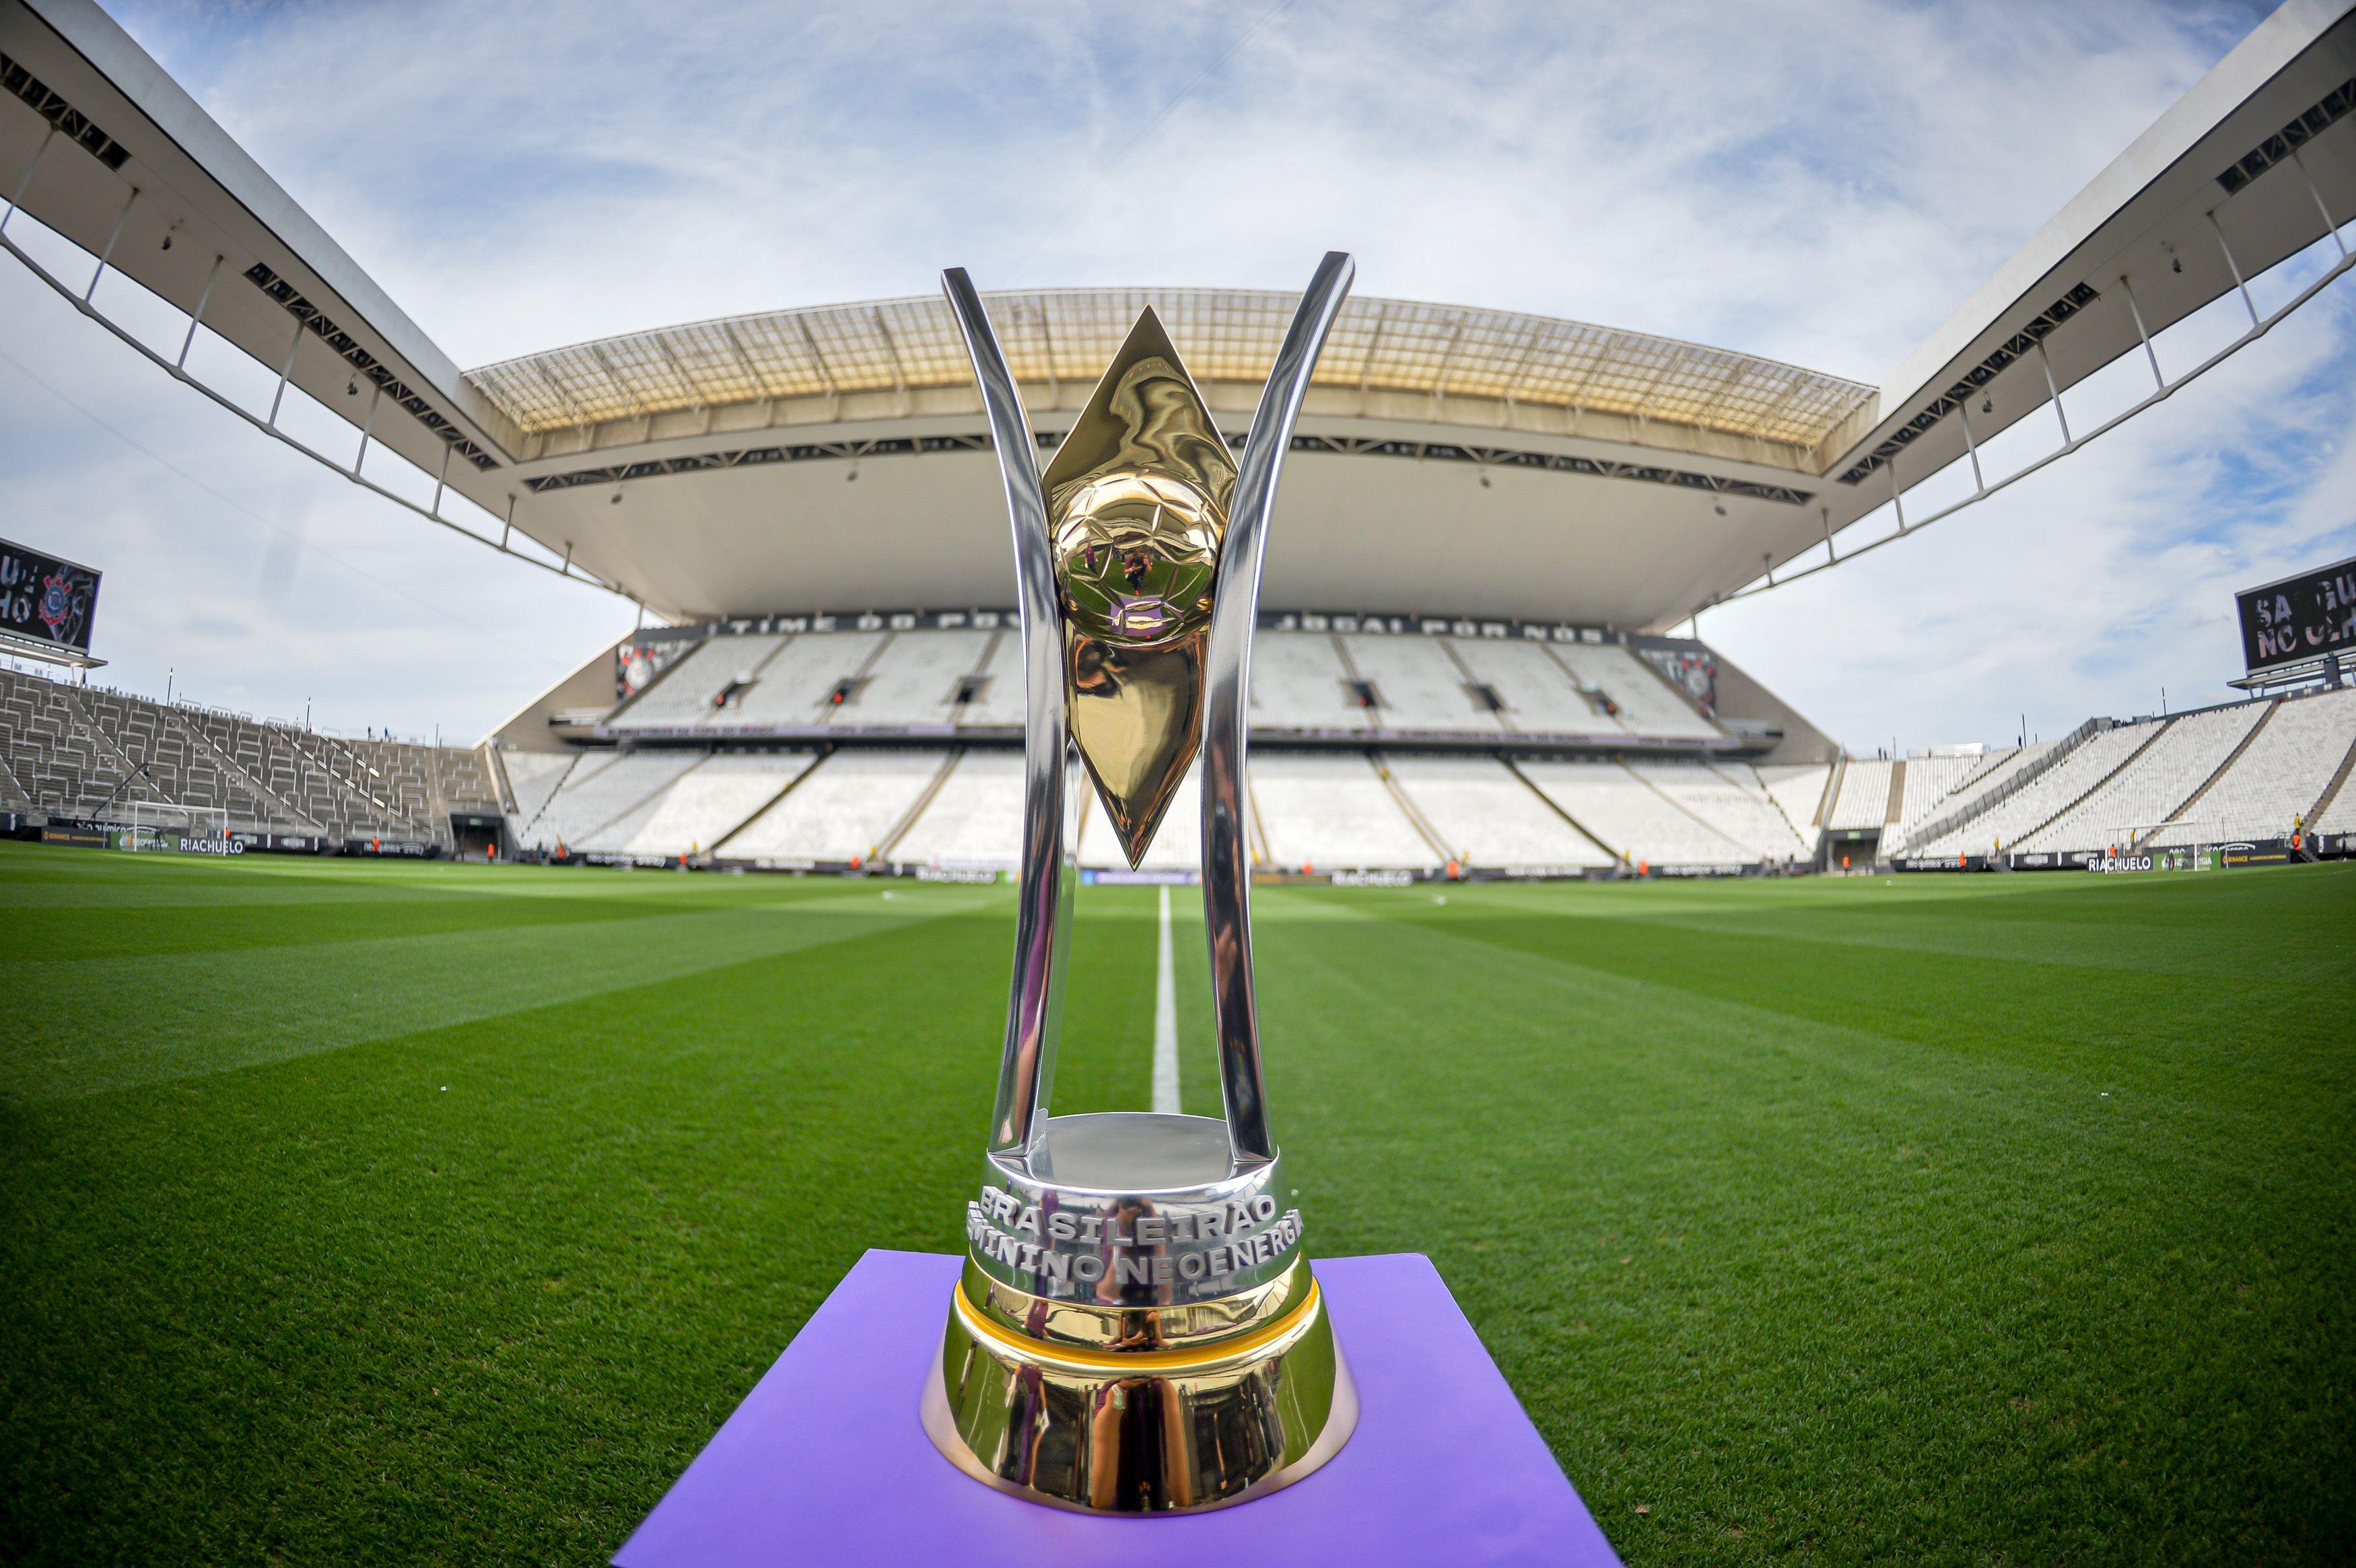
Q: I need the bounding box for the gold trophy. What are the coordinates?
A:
[922,257,1358,1513]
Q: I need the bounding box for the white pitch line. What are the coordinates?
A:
[1152,883,1181,1114]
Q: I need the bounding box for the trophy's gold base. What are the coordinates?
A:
[922,1267,1356,1514]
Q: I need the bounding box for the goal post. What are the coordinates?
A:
[121,797,232,851]
[2110,821,2215,871]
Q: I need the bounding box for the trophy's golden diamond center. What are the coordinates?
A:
[1052,471,1223,645]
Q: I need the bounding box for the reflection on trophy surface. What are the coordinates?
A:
[922,255,1360,1513]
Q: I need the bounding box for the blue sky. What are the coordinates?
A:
[1,0,2348,747]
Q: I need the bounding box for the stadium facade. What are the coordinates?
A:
[3,0,2355,874]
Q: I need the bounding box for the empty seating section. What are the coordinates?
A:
[500,749,576,829]
[2153,689,2356,844]
[1382,755,1612,867]
[617,635,786,727]
[598,627,1733,744]
[1545,645,1720,739]
[26,649,2353,872]
[1251,754,1441,870]
[1885,743,2048,852]
[1449,639,1607,734]
[1915,724,2155,855]
[953,632,1025,729]
[1515,760,1749,865]
[578,753,815,857]
[1758,763,1833,836]
[895,751,1029,868]
[0,668,495,844]
[701,631,889,731]
[845,630,992,727]
[725,749,949,864]
[1825,759,1892,831]
[1636,762,1811,861]
[1247,634,1365,732]
[518,752,705,850]
[1342,635,1483,734]
[1897,756,1980,825]
[2019,704,2266,852]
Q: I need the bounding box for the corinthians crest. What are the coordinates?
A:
[922,256,1359,1514]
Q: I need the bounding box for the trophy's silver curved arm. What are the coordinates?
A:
[1201,251,1356,1167]
[942,267,1072,1159]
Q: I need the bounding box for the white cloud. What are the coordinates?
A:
[2,0,2342,748]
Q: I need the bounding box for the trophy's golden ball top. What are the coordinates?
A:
[1051,471,1224,645]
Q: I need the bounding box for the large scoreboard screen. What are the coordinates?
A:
[0,538,101,655]
[2236,554,2355,675]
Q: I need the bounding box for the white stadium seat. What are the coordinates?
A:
[1251,753,1443,871]
[521,751,706,851]
[2151,688,2356,845]
[1447,639,1613,736]
[1247,635,1366,733]
[892,750,1028,868]
[841,630,994,728]
[1913,724,2154,856]
[724,748,953,864]
[1757,762,1834,838]
[1514,760,1752,866]
[1631,762,1811,861]
[2018,703,2267,853]
[1342,635,1485,734]
[576,752,817,857]
[1380,754,1613,868]
[1824,758,1893,832]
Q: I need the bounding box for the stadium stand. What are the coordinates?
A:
[513,750,706,851]
[27,630,2344,877]
[1634,762,1811,862]
[843,631,994,729]
[1514,760,1751,867]
[1380,754,1614,869]
[1824,758,1894,833]
[0,668,499,847]
[1341,636,1488,735]
[1243,634,1368,734]
[950,633,1027,731]
[721,748,952,865]
[598,627,1735,748]
[1251,753,1445,871]
[572,752,817,859]
[1892,738,2064,853]
[2149,688,2356,846]
[1758,762,1834,843]
[495,750,578,832]
[1544,644,1722,740]
[1912,723,2159,856]
[1895,754,1984,830]
[1447,639,1609,734]
[610,635,788,729]
[895,750,1029,869]
[711,631,891,732]
[2018,703,2268,853]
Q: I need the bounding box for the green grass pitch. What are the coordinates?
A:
[2,840,2351,1563]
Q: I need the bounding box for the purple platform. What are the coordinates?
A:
[615,1250,1620,1567]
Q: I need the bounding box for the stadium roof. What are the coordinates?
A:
[3,0,2353,631]
[466,291,1876,454]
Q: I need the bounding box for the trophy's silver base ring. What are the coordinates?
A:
[922,1272,1358,1515]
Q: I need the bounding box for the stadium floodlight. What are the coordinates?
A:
[923,255,1358,1515]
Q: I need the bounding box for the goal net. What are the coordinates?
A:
[122,799,232,852]
[2108,821,2213,871]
